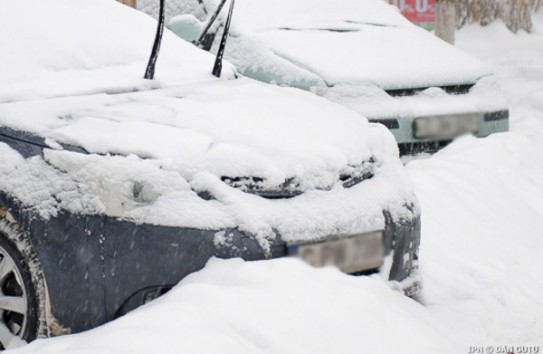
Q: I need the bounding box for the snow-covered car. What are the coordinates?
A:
[0,0,420,347]
[167,0,510,153]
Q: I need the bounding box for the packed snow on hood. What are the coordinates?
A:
[7,13,543,354]
[0,0,416,244]
[166,0,491,90]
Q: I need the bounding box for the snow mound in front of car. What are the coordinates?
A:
[10,258,455,354]
[0,0,234,102]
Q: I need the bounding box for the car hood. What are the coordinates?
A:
[0,78,381,189]
[244,25,491,90]
[201,0,491,90]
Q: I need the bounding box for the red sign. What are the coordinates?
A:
[390,0,436,23]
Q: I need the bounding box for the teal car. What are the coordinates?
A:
[164,0,509,153]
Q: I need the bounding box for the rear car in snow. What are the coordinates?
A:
[0,0,420,347]
[167,0,510,153]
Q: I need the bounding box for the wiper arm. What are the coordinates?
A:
[194,0,227,48]
[144,0,234,79]
[144,0,166,80]
[212,0,235,77]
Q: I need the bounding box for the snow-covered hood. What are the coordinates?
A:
[1,79,379,190]
[205,0,492,89]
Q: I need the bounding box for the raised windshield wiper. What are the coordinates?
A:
[144,0,235,79]
[144,0,165,80]
[211,0,235,77]
[194,0,227,48]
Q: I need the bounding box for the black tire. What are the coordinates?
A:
[0,218,47,349]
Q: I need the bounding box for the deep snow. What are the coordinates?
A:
[6,11,543,354]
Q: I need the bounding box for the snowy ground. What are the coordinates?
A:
[8,14,543,354]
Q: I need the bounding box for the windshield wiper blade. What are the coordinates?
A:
[194,0,227,48]
[144,0,165,80]
[144,0,234,79]
[212,0,235,77]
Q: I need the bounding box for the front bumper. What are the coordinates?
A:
[4,188,421,334]
[323,78,509,152]
[376,109,509,147]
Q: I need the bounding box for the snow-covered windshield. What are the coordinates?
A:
[195,0,491,89]
[0,0,235,102]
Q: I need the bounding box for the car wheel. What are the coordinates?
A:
[0,218,47,349]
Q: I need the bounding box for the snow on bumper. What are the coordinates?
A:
[323,76,509,145]
[0,140,420,281]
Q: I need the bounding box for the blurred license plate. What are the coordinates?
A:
[415,113,478,140]
[288,231,384,273]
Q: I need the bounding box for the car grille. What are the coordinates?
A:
[386,83,475,97]
[221,158,375,199]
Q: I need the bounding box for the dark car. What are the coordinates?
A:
[0,0,420,348]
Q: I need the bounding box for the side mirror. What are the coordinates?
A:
[168,15,203,43]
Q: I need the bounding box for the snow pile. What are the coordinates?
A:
[7,14,543,354]
[407,133,543,346]
[404,15,543,345]
[0,0,234,102]
[9,259,456,354]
